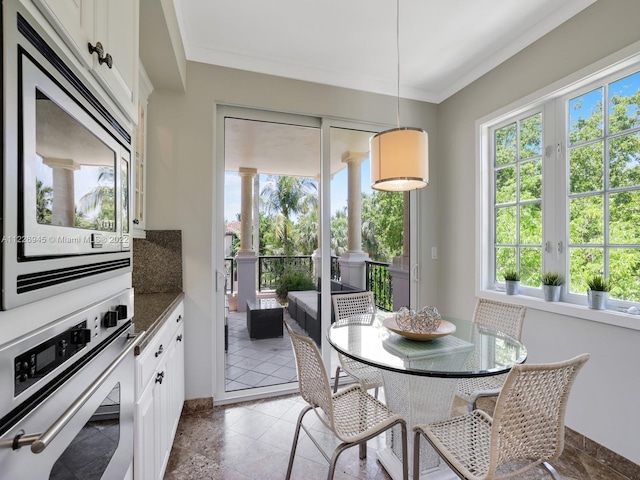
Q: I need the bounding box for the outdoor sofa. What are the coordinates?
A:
[287,279,365,345]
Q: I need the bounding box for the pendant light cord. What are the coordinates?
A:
[396,0,401,128]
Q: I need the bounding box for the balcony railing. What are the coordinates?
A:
[365,260,393,311]
[224,257,235,294]
[226,255,393,312]
[258,255,314,291]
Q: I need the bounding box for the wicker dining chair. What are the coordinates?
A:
[284,320,408,480]
[414,353,589,480]
[456,298,527,411]
[332,292,384,398]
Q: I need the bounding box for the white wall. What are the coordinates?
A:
[144,64,438,402]
[437,0,640,464]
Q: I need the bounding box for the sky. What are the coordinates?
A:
[224,158,373,222]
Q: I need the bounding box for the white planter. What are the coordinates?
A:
[505,280,520,295]
[587,290,608,310]
[543,285,562,302]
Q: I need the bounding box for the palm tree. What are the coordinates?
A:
[78,167,115,230]
[330,208,348,256]
[294,205,319,255]
[260,175,317,255]
[36,179,53,224]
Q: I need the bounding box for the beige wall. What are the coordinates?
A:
[437,0,640,464]
[145,64,438,402]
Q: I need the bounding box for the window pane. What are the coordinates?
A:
[520,113,542,159]
[610,248,640,301]
[520,247,542,287]
[519,159,541,200]
[569,88,603,145]
[495,166,516,204]
[569,195,603,244]
[569,247,604,294]
[609,71,640,134]
[495,206,517,244]
[609,132,640,188]
[610,190,640,244]
[495,123,517,165]
[569,142,604,194]
[495,247,516,280]
[519,203,542,245]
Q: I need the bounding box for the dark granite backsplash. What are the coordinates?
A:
[133,230,183,293]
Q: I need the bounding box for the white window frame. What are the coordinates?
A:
[476,41,640,332]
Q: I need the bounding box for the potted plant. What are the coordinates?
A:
[503,269,521,295]
[541,272,564,302]
[275,266,316,304]
[587,275,611,310]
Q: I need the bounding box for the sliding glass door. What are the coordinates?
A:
[215,108,418,401]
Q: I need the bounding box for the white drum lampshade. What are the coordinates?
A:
[370,127,429,191]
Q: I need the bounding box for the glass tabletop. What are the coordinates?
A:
[327,312,527,378]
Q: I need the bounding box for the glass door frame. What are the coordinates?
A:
[214,106,418,403]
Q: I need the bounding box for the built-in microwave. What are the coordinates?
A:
[2,12,132,310]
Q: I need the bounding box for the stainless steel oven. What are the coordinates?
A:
[2,7,132,310]
[0,290,143,480]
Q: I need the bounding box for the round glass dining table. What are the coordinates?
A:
[327,312,527,480]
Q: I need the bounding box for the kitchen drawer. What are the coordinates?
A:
[136,320,172,391]
[167,301,184,340]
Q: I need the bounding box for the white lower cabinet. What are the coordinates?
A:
[134,301,185,480]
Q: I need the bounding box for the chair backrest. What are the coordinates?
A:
[488,353,590,476]
[332,292,375,325]
[284,321,334,423]
[472,298,526,340]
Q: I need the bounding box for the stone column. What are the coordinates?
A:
[252,174,261,291]
[42,157,80,227]
[390,191,411,309]
[236,167,258,312]
[338,152,369,289]
[238,168,257,253]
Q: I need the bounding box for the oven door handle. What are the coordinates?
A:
[7,330,146,454]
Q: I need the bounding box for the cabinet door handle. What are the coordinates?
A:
[87,41,113,68]
[176,315,182,323]
[133,219,140,225]
[88,41,104,58]
[155,371,165,384]
[100,53,113,69]
[154,344,164,357]
[176,334,183,342]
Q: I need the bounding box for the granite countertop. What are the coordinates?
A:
[133,291,185,354]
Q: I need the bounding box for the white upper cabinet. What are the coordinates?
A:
[133,62,153,238]
[32,0,139,121]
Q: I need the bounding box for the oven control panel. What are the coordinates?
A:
[14,321,90,396]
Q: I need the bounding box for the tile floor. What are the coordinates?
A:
[225,308,340,392]
[164,393,631,480]
[164,308,634,479]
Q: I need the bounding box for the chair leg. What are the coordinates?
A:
[333,366,341,393]
[327,442,351,480]
[413,430,422,480]
[359,441,367,459]
[542,461,563,480]
[286,405,312,480]
[373,386,379,399]
[400,422,409,480]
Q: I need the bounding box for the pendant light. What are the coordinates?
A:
[370,0,429,192]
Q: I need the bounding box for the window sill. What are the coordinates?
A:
[479,289,640,332]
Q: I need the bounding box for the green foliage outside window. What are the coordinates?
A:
[494,112,543,288]
[252,175,403,265]
[567,71,640,301]
[494,70,640,303]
